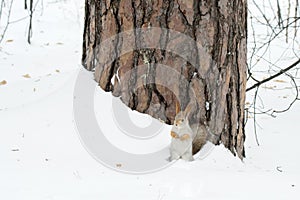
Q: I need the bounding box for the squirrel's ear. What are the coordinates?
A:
[175,100,180,114]
[184,103,193,117]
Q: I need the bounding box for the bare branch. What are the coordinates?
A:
[25,0,34,44]
[246,59,300,92]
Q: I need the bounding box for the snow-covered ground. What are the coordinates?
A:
[0,1,299,199]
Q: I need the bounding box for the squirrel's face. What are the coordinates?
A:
[174,112,185,127]
[175,118,184,127]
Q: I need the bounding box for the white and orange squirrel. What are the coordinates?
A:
[169,102,207,161]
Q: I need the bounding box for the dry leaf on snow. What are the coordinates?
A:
[0,80,7,85]
[23,74,31,78]
[274,79,286,83]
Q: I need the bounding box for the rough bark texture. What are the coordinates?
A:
[82,0,247,159]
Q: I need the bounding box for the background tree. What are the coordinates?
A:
[82,0,247,159]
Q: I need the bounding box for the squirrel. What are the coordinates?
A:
[169,101,207,161]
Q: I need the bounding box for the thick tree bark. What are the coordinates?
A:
[82,0,247,159]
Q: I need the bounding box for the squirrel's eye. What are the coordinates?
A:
[181,119,184,122]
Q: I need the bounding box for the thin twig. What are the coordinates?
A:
[285,0,291,43]
[253,0,277,34]
[277,0,284,28]
[0,0,5,22]
[253,88,260,146]
[295,0,299,39]
[0,0,14,44]
[272,74,300,114]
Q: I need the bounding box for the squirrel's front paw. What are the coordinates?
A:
[180,133,190,141]
[170,131,179,138]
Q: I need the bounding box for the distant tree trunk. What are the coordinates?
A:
[82,0,247,159]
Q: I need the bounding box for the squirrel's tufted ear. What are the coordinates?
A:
[184,103,193,117]
[175,100,181,114]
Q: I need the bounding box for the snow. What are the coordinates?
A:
[0,0,300,199]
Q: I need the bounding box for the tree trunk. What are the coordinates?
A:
[82,0,247,159]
